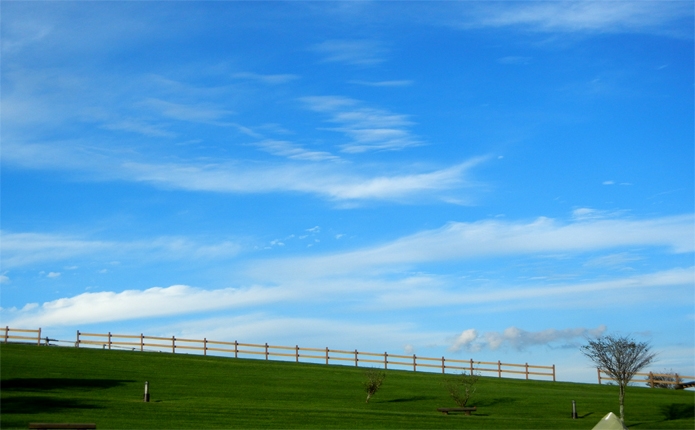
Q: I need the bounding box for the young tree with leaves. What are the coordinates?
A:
[363,369,386,403]
[581,335,656,423]
[443,371,479,407]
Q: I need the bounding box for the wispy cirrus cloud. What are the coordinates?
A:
[0,231,242,269]
[368,267,694,311]
[349,79,414,87]
[311,39,387,66]
[301,96,421,153]
[138,98,235,124]
[232,72,300,85]
[253,140,340,162]
[464,1,692,36]
[248,214,694,280]
[2,140,483,203]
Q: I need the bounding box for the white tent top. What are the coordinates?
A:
[592,412,629,430]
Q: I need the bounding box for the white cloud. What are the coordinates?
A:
[0,274,10,284]
[2,140,483,204]
[468,1,692,35]
[139,98,235,124]
[349,80,414,87]
[232,72,299,85]
[46,272,61,278]
[254,140,340,162]
[2,285,289,327]
[0,231,242,269]
[311,39,386,65]
[367,267,694,311]
[248,214,694,280]
[102,119,177,138]
[450,325,607,352]
[301,96,421,153]
[497,56,531,65]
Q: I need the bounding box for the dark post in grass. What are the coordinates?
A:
[144,381,150,402]
[572,400,577,419]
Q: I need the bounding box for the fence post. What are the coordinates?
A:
[37,328,42,346]
[234,340,238,358]
[597,368,602,384]
[470,358,474,375]
[265,343,269,360]
[172,336,176,354]
[76,330,80,348]
[649,372,654,388]
[442,356,445,374]
[384,352,388,370]
[525,363,529,380]
[552,365,555,382]
[140,334,144,352]
[498,360,502,378]
[675,373,681,387]
[325,347,329,365]
[354,349,358,367]
[413,354,417,372]
[108,332,112,350]
[203,338,207,356]
[4,326,8,343]
[295,345,299,363]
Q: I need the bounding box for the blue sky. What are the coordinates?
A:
[1,1,693,382]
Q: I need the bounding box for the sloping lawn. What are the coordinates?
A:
[1,343,693,429]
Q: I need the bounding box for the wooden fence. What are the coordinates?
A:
[3,326,42,345]
[597,369,695,389]
[72,330,554,380]
[2,327,555,381]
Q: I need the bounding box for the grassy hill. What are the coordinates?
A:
[1,343,693,429]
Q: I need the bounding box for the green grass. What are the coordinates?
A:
[1,343,693,429]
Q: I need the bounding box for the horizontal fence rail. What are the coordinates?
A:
[597,369,695,389]
[3,327,554,381]
[3,326,42,345]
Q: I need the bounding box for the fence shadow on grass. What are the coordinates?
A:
[661,403,695,421]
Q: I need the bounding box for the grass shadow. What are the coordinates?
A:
[475,397,517,407]
[2,378,134,392]
[661,403,695,420]
[385,395,437,403]
[0,395,103,415]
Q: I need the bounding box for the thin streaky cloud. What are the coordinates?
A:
[467,1,692,35]
[232,72,300,85]
[349,80,414,87]
[248,214,694,280]
[369,267,694,311]
[2,140,481,203]
[301,96,421,153]
[139,98,234,123]
[0,231,242,269]
[311,39,387,65]
[254,140,340,162]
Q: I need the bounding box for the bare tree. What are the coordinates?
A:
[363,369,386,403]
[581,335,656,423]
[443,371,479,407]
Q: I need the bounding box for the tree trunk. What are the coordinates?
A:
[619,384,625,423]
